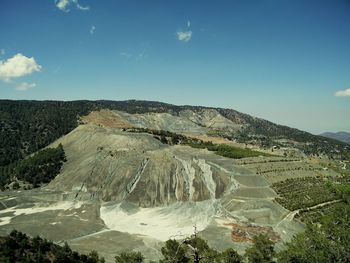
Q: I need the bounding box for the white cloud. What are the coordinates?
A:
[335,88,350,97]
[90,25,96,35]
[120,51,148,61]
[55,0,89,12]
[176,31,192,42]
[56,0,70,11]
[76,3,90,11]
[15,82,36,91]
[0,53,42,82]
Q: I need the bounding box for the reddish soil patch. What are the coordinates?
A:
[81,110,133,129]
[224,223,280,243]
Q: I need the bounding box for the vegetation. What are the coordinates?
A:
[115,234,244,263]
[0,229,105,263]
[0,100,97,167]
[277,202,350,263]
[126,127,273,159]
[185,140,273,159]
[245,234,275,263]
[272,177,340,211]
[268,178,350,262]
[0,144,66,189]
[115,251,144,263]
[295,201,345,224]
[272,174,350,223]
[220,108,350,159]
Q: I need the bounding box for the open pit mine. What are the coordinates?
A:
[2,108,334,262]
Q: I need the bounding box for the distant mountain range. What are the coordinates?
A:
[320,131,350,144]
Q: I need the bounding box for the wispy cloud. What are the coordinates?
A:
[76,2,90,11]
[55,0,90,12]
[120,51,148,61]
[176,31,192,42]
[335,88,350,97]
[176,20,193,42]
[136,52,148,61]
[0,53,42,82]
[15,82,36,91]
[0,49,5,56]
[120,52,132,59]
[90,25,96,35]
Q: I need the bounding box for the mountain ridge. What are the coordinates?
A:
[320,131,350,144]
[0,99,348,168]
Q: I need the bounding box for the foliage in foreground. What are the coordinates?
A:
[245,234,275,263]
[115,251,144,263]
[278,203,350,263]
[0,230,105,263]
[116,235,244,263]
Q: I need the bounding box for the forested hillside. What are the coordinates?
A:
[0,144,66,190]
[0,100,98,166]
[0,230,105,263]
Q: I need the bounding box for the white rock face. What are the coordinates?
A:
[195,159,216,199]
[174,156,196,201]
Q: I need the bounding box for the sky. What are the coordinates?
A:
[0,0,349,134]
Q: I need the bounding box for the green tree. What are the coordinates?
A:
[220,248,243,263]
[160,239,190,263]
[245,234,275,263]
[115,251,144,263]
[278,203,350,263]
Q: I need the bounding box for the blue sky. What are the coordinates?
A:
[0,0,349,134]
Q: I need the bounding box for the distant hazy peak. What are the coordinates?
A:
[320,131,350,143]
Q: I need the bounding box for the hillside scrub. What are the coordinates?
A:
[0,230,105,263]
[126,127,273,159]
[185,140,273,159]
[0,144,66,189]
[278,202,350,263]
[273,175,350,224]
[272,177,340,211]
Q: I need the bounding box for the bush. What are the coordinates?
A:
[245,234,275,263]
[115,251,144,263]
